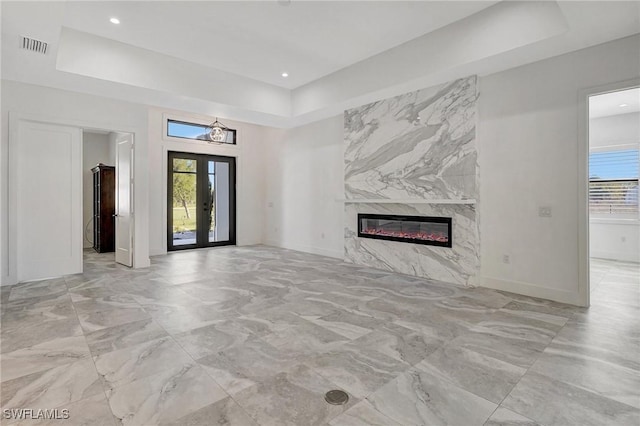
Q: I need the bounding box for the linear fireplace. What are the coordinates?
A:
[358,213,452,247]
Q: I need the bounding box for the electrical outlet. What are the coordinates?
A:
[268,202,274,208]
[321,232,325,239]
[538,206,552,217]
[621,236,627,243]
[503,254,510,264]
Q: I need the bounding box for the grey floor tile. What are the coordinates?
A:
[93,336,193,391]
[172,320,253,359]
[84,318,169,357]
[1,336,91,382]
[76,306,151,333]
[329,400,401,426]
[417,341,527,404]
[529,343,640,408]
[1,358,102,411]
[196,337,299,396]
[1,315,83,354]
[106,363,228,426]
[306,345,409,399]
[3,247,636,426]
[484,407,541,426]
[502,371,640,426]
[366,367,497,426]
[233,364,356,426]
[6,394,115,426]
[345,324,444,366]
[261,320,349,356]
[163,396,258,426]
[8,278,68,302]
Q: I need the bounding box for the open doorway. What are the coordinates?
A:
[587,87,640,304]
[82,130,134,269]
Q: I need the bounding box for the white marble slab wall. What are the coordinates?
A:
[344,76,479,285]
[345,203,478,285]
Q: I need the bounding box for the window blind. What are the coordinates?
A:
[589,149,639,216]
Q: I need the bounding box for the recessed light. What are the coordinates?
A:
[619,103,629,107]
[110,17,120,24]
[281,72,289,78]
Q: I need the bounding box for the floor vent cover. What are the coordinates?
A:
[20,36,48,54]
[325,390,349,405]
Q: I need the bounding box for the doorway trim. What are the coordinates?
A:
[577,77,640,307]
[6,111,140,284]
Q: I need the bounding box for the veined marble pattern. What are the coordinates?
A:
[0,248,637,426]
[345,202,478,285]
[343,77,479,285]
[344,76,478,200]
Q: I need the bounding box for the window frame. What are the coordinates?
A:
[166,119,237,145]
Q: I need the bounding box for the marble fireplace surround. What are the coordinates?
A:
[343,76,479,286]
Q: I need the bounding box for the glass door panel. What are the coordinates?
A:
[168,152,235,251]
[171,158,197,247]
[208,160,231,243]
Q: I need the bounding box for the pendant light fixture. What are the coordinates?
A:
[208,117,229,143]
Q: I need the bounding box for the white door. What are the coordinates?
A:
[115,133,134,267]
[16,121,82,281]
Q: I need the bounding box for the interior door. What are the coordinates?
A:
[115,133,134,266]
[16,120,82,281]
[168,152,236,251]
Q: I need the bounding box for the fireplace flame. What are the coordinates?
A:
[362,228,448,243]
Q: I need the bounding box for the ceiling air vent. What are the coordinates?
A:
[20,36,48,55]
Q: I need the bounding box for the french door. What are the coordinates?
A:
[168,151,236,251]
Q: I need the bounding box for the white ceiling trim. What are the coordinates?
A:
[2,1,639,128]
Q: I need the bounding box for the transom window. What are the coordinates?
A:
[167,119,236,144]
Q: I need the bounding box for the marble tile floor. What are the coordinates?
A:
[0,246,638,425]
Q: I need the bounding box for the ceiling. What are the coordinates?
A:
[2,1,640,127]
[590,88,640,119]
[61,1,497,89]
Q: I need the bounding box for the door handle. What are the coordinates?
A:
[113,214,119,217]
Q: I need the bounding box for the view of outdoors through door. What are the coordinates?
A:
[168,152,235,250]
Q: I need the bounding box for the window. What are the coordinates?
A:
[589,148,639,217]
[167,119,236,144]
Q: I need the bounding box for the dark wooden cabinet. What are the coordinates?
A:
[92,164,115,253]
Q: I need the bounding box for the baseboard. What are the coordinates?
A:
[590,250,640,263]
[480,276,582,306]
[150,241,279,258]
[135,257,151,269]
[0,274,17,286]
[264,240,343,259]
[149,247,167,257]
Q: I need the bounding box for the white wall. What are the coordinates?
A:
[1,80,272,285]
[590,222,639,263]
[263,115,344,258]
[478,35,640,304]
[263,36,640,305]
[147,108,267,256]
[82,132,113,248]
[589,112,640,262]
[1,80,150,285]
[590,112,640,148]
